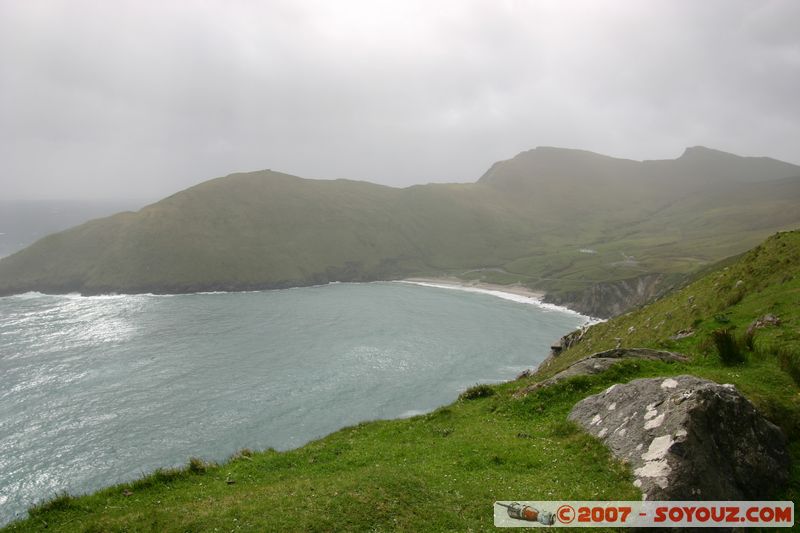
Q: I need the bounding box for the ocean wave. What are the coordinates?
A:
[2,291,49,300]
[0,291,172,302]
[63,293,135,300]
[192,291,235,295]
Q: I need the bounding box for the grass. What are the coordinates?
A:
[458,384,495,400]
[6,374,641,532]
[5,229,800,531]
[775,346,800,386]
[711,328,747,366]
[519,230,800,489]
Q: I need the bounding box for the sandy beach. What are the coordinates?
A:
[400,277,545,299]
[396,277,601,323]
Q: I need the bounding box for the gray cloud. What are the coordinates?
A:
[1,0,798,200]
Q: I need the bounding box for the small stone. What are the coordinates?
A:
[669,328,694,340]
[746,314,781,336]
[516,369,533,379]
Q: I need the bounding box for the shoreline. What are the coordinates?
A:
[396,277,600,324]
[400,277,545,299]
[2,279,600,324]
[398,276,545,300]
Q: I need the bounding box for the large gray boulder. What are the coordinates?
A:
[568,375,789,500]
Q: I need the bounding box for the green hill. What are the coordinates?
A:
[5,231,798,532]
[1,146,799,317]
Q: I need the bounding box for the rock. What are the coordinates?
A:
[542,273,668,318]
[568,375,789,500]
[746,314,781,336]
[534,357,621,385]
[669,328,694,340]
[554,328,588,354]
[536,327,591,372]
[589,348,688,362]
[515,349,687,397]
[515,368,533,380]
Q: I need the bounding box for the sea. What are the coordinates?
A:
[0,199,146,259]
[0,203,588,526]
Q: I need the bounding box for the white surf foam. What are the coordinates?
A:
[2,291,48,300]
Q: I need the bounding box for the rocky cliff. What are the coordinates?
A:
[543,273,671,318]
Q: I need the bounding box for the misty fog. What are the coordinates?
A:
[1,0,799,201]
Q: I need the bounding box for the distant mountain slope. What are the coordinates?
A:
[475,146,800,314]
[0,171,539,295]
[1,146,799,315]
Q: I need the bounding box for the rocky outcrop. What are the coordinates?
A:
[517,348,687,397]
[536,327,592,373]
[543,273,670,318]
[548,328,587,356]
[568,375,790,500]
[746,314,781,335]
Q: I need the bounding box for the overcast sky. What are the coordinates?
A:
[1,0,799,201]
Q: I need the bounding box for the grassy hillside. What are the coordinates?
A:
[6,230,799,532]
[1,146,799,317]
[0,172,539,296]
[476,147,800,296]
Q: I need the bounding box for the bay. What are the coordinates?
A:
[0,282,586,525]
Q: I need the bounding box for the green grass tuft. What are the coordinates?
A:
[128,468,185,491]
[27,492,76,518]
[187,457,208,474]
[776,346,800,386]
[711,328,747,366]
[458,383,495,400]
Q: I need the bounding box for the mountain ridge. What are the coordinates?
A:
[1,146,799,317]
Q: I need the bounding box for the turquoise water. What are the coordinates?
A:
[0,282,586,525]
